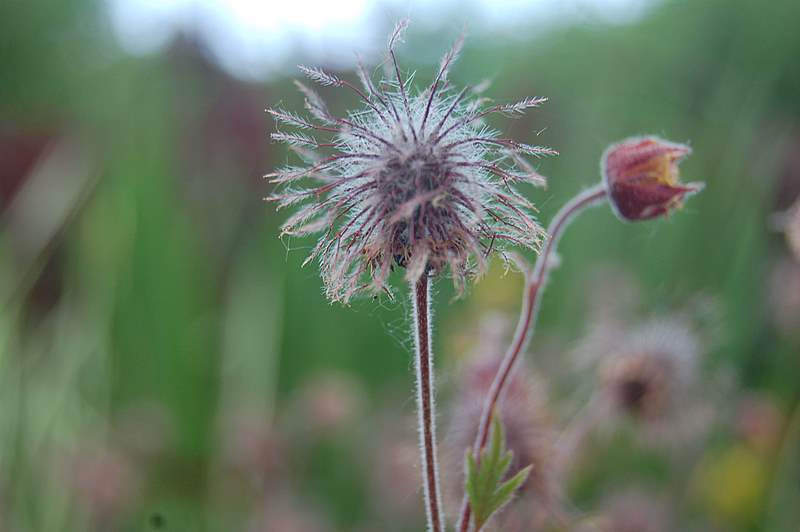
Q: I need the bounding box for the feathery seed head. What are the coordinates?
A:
[603,351,675,420]
[599,318,700,422]
[268,20,553,303]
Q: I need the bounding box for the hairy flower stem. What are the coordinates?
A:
[457,184,607,532]
[413,275,445,532]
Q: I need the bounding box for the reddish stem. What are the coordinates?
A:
[413,275,445,532]
[457,184,607,532]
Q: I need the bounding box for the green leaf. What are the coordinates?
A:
[490,465,532,511]
[464,416,533,531]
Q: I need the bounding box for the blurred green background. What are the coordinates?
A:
[1,0,799,530]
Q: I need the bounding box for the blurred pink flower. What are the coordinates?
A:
[734,393,786,455]
[246,495,332,532]
[767,258,800,340]
[445,352,558,529]
[218,409,289,490]
[295,372,365,435]
[600,487,673,532]
[63,444,141,529]
[367,413,422,520]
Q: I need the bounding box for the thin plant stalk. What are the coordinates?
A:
[413,274,446,532]
[457,184,607,531]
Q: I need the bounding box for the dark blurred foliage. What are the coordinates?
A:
[1,0,799,530]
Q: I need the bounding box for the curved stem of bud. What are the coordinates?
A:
[413,274,446,532]
[457,184,607,532]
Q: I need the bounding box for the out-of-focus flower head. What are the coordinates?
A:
[367,411,423,521]
[573,487,672,532]
[602,350,676,422]
[218,408,289,490]
[600,318,698,419]
[692,444,770,527]
[62,444,141,529]
[602,136,702,222]
[268,20,554,302]
[445,353,557,528]
[294,372,365,435]
[784,197,800,261]
[605,488,672,532]
[576,314,717,448]
[246,495,332,532]
[734,393,786,455]
[766,257,800,340]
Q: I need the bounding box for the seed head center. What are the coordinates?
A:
[377,145,446,203]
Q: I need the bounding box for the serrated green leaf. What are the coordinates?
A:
[465,451,479,504]
[490,464,531,511]
[463,416,533,531]
[497,452,513,478]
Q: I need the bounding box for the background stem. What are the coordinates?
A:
[413,274,445,532]
[457,184,607,532]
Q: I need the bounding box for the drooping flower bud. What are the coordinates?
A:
[602,136,703,221]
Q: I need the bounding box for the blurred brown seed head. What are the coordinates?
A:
[602,351,675,421]
[367,413,423,519]
[767,258,800,340]
[576,315,721,450]
[268,21,553,302]
[445,354,556,528]
[602,136,702,222]
[598,318,700,423]
[597,487,672,532]
[247,495,332,532]
[219,409,289,489]
[296,372,365,434]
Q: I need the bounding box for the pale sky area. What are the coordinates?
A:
[106,0,654,80]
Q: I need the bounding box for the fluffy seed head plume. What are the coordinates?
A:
[599,318,700,422]
[267,20,554,303]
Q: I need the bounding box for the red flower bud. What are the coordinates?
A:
[602,136,703,221]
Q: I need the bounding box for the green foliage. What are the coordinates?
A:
[1,0,800,530]
[465,416,532,531]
